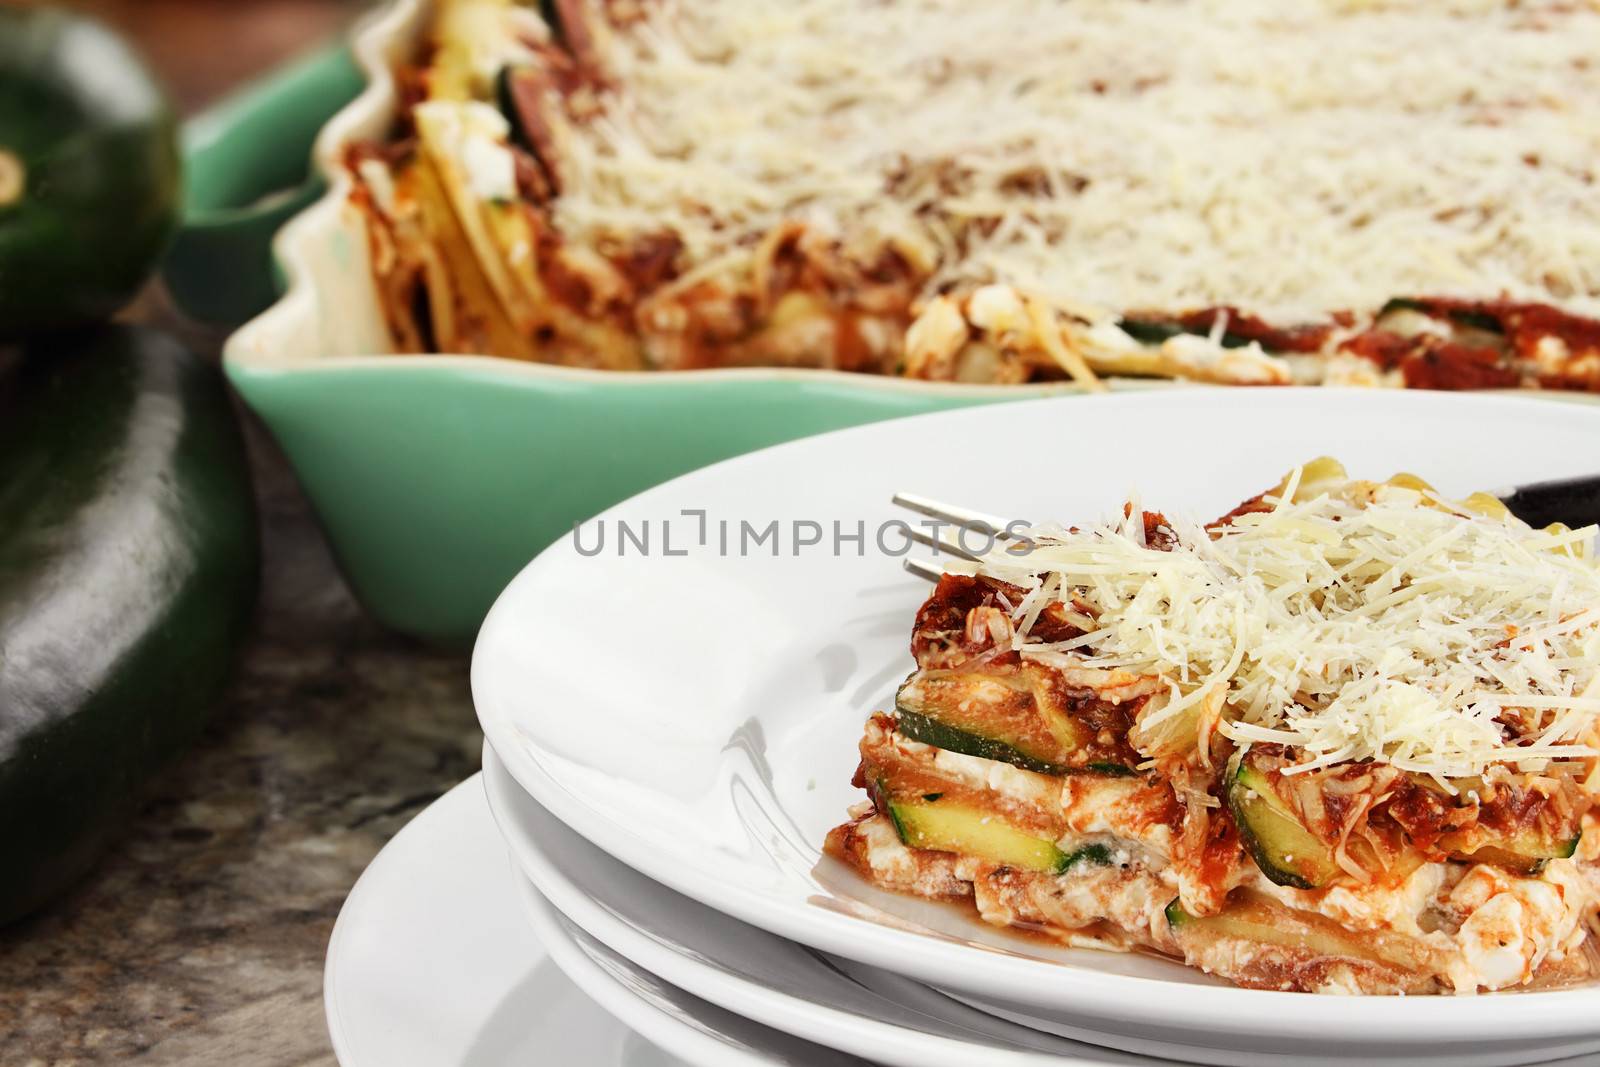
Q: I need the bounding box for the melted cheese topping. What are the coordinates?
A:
[546,0,1600,321]
[968,470,1600,779]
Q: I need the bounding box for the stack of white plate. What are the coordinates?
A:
[327,391,1600,1067]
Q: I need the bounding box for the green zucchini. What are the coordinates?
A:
[897,672,1080,766]
[883,790,1110,874]
[0,8,180,336]
[1167,897,1357,953]
[1118,319,1187,346]
[1376,298,1503,336]
[1444,832,1581,877]
[896,710,1071,776]
[1119,317,1251,350]
[896,673,1134,775]
[1228,756,1579,887]
[1376,297,1431,320]
[1228,762,1339,890]
[895,708,1134,778]
[0,326,258,925]
[1166,894,1428,978]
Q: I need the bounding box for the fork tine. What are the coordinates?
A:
[905,525,982,562]
[892,492,1014,540]
[902,556,944,583]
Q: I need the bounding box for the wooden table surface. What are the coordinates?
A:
[0,4,486,1064]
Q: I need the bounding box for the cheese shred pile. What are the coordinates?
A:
[556,0,1600,321]
[970,473,1600,780]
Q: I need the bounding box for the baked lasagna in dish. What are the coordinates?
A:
[826,460,1600,993]
[348,0,1600,390]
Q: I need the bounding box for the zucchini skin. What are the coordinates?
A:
[896,709,1071,776]
[1444,832,1582,877]
[1119,317,1251,350]
[0,8,180,336]
[879,784,1113,875]
[1228,762,1339,890]
[897,711,1135,778]
[894,676,1134,777]
[1377,297,1503,335]
[0,326,259,925]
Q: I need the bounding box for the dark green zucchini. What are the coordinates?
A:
[1443,831,1581,877]
[896,672,1082,770]
[896,672,1135,776]
[1166,897,1393,967]
[0,8,180,336]
[1228,762,1339,890]
[1376,297,1432,320]
[882,788,1110,874]
[1377,298,1503,335]
[1117,319,1187,346]
[896,710,1071,776]
[0,326,258,925]
[1119,317,1252,350]
[896,710,1135,778]
[1229,754,1582,887]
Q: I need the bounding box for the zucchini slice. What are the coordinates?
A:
[1443,831,1581,877]
[1228,763,1340,889]
[1118,316,1252,350]
[895,672,1131,776]
[883,792,1109,875]
[1166,894,1429,976]
[896,710,1071,776]
[1377,297,1503,336]
[897,672,1082,771]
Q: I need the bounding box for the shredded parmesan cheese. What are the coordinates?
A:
[542,0,1600,322]
[969,470,1600,779]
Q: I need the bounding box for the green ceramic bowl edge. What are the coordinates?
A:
[228,359,1027,644]
[164,44,364,324]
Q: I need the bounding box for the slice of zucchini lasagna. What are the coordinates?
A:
[348,0,1600,390]
[826,461,1600,993]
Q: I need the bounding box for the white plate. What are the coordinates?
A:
[517,875,867,1067]
[473,389,1600,1064]
[486,745,1600,1067]
[486,743,1156,1067]
[325,773,831,1066]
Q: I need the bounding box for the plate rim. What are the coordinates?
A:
[483,742,1139,1067]
[323,774,546,1066]
[323,770,794,1067]
[514,873,805,1067]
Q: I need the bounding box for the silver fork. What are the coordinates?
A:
[893,472,1600,582]
[892,492,1019,582]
